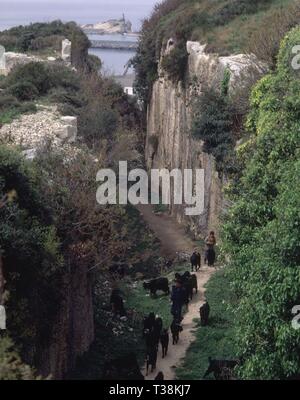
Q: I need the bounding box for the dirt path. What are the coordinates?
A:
[136,205,216,380]
[136,204,196,257]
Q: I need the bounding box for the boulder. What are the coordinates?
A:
[62,39,72,63]
[0,45,6,75]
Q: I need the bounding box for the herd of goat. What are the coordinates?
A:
[105,257,238,380]
[142,269,211,377]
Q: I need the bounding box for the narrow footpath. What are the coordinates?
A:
[136,205,216,380]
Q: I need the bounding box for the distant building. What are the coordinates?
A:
[114,74,135,96]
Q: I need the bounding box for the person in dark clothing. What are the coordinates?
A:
[170,279,187,323]
[205,231,216,267]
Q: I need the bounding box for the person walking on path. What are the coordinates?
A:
[205,231,216,267]
[170,279,187,322]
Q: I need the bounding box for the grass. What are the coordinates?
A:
[70,208,174,380]
[176,269,237,380]
[123,263,191,330]
[71,263,191,379]
[0,103,37,126]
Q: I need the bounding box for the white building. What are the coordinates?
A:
[114,74,135,96]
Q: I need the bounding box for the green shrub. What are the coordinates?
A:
[211,0,273,26]
[79,106,118,147]
[86,54,102,73]
[47,64,80,91]
[0,145,63,355]
[48,87,83,108]
[133,0,296,104]
[191,87,237,175]
[0,102,37,126]
[222,27,300,379]
[161,40,188,82]
[0,95,20,111]
[7,62,51,95]
[8,81,39,101]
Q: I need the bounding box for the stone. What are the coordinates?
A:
[0,107,78,157]
[4,52,42,74]
[62,39,72,62]
[0,45,6,75]
[22,148,37,160]
[81,18,133,34]
[59,116,77,143]
[145,39,267,236]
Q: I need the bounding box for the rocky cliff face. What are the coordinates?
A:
[0,257,94,379]
[36,264,94,379]
[146,41,265,237]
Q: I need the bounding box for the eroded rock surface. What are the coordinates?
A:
[146,40,266,236]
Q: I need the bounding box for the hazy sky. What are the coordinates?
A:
[0,0,159,31]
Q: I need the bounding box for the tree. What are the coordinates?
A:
[222,27,300,379]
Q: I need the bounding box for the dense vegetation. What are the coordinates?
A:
[0,61,140,148]
[0,21,91,70]
[0,22,147,378]
[222,27,300,379]
[191,69,238,175]
[1,3,300,381]
[133,0,298,104]
[0,147,63,354]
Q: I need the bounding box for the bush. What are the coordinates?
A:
[7,62,51,95]
[133,0,296,104]
[211,0,273,26]
[222,27,300,379]
[191,87,237,175]
[247,2,300,68]
[79,106,118,147]
[0,145,63,356]
[8,81,39,101]
[0,95,20,111]
[86,54,102,73]
[0,102,37,126]
[161,40,188,82]
[48,87,83,108]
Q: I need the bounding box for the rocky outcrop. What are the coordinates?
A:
[146,41,266,237]
[0,39,71,76]
[0,251,94,378]
[0,52,43,76]
[62,39,72,63]
[36,264,94,379]
[82,18,132,34]
[0,106,78,159]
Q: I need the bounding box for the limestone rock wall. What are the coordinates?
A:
[146,41,266,237]
[36,264,94,379]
